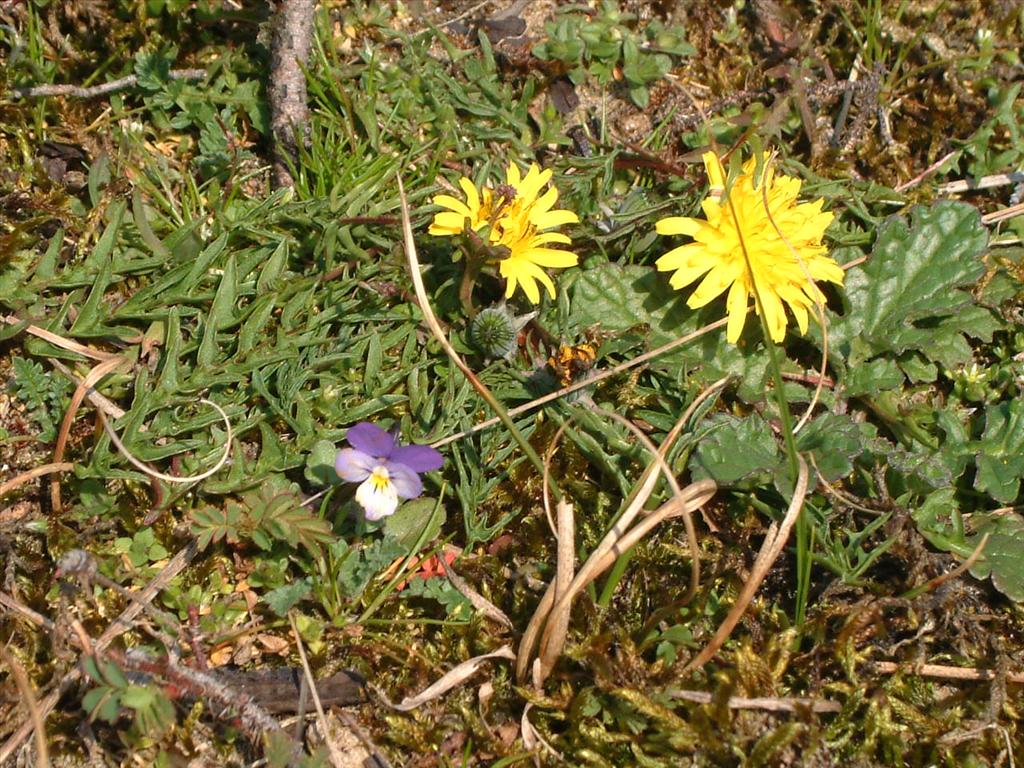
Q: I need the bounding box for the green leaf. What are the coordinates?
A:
[571,264,689,342]
[11,356,68,442]
[249,476,334,553]
[843,353,904,397]
[403,575,471,617]
[304,439,339,486]
[134,50,173,91]
[189,503,241,549]
[570,263,770,401]
[257,240,288,294]
[794,413,863,481]
[197,253,238,367]
[83,686,121,723]
[264,579,312,615]
[834,201,989,370]
[69,202,126,336]
[693,414,783,485]
[969,511,1024,602]
[263,504,335,553]
[120,685,157,709]
[364,331,382,393]
[974,400,1024,503]
[383,497,444,554]
[912,487,972,557]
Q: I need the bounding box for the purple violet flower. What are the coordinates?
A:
[335,422,444,521]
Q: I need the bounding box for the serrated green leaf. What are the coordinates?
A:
[974,400,1024,503]
[896,353,938,384]
[968,511,1024,601]
[843,354,904,397]
[834,202,988,370]
[693,414,782,485]
[264,579,312,616]
[570,263,769,400]
[795,413,863,481]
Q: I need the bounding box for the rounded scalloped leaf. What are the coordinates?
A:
[569,263,771,402]
[833,201,992,369]
[968,511,1024,602]
[383,497,444,554]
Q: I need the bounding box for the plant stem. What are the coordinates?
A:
[458,251,481,318]
[397,175,560,501]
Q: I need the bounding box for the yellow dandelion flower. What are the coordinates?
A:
[429,162,579,303]
[655,151,843,344]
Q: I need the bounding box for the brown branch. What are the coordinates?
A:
[109,649,287,741]
[872,661,1024,685]
[0,645,49,768]
[669,689,842,713]
[0,463,74,497]
[10,69,207,99]
[269,0,316,188]
[0,542,197,764]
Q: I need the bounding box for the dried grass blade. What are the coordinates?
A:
[383,647,516,712]
[50,356,127,512]
[682,455,809,674]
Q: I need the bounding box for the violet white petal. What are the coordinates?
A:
[390,444,444,473]
[334,448,376,482]
[346,422,396,458]
[355,473,400,520]
[384,461,424,499]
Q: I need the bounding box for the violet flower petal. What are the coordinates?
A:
[390,444,444,473]
[334,448,377,482]
[346,422,396,458]
[385,462,423,499]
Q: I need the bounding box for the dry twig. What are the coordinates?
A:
[9,69,206,99]
[871,661,1024,685]
[682,455,809,674]
[289,612,347,767]
[269,0,315,187]
[50,356,127,512]
[375,647,516,712]
[0,645,49,768]
[668,689,842,713]
[0,463,74,498]
[517,380,726,683]
[0,542,198,763]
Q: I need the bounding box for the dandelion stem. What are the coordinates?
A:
[724,156,809,627]
[397,174,560,501]
[457,249,482,318]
